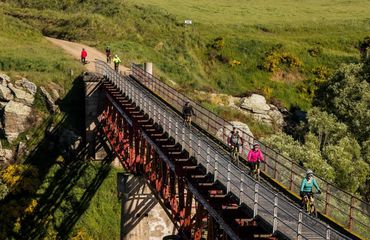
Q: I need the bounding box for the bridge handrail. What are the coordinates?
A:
[96,60,353,240]
[129,63,370,238]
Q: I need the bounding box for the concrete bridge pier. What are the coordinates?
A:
[118,174,177,240]
[83,72,106,160]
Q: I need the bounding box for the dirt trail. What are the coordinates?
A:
[46,37,129,73]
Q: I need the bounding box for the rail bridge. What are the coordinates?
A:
[84,60,370,240]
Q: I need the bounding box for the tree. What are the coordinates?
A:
[323,137,369,192]
[307,107,347,150]
[316,63,370,143]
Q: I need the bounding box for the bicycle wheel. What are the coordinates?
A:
[310,204,317,217]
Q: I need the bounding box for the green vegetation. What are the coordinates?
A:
[0,5,121,239]
[0,159,121,239]
[1,0,370,238]
[263,52,370,200]
[2,0,369,110]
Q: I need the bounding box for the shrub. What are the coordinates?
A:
[0,164,40,193]
[263,51,302,72]
[308,46,322,57]
[312,66,331,80]
[229,59,241,67]
[211,37,225,51]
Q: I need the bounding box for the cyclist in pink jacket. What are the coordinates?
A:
[247,143,264,180]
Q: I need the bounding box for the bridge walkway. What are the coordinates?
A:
[95,60,353,240]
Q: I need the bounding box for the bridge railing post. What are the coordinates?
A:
[181,126,185,149]
[214,154,218,182]
[175,121,178,143]
[168,117,172,137]
[197,139,201,161]
[239,172,244,205]
[297,210,302,240]
[189,132,193,157]
[253,183,259,218]
[153,105,157,123]
[273,193,278,234]
[326,224,331,240]
[206,146,210,173]
[227,163,231,193]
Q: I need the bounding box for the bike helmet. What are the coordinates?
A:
[306,169,313,176]
[253,143,260,147]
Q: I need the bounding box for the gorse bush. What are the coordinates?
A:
[308,45,322,57]
[0,164,40,193]
[263,51,303,73]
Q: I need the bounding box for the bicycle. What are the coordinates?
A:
[302,192,321,217]
[230,145,240,166]
[249,160,262,181]
[183,115,192,127]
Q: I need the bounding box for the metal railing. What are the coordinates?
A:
[96,60,351,240]
[129,63,370,239]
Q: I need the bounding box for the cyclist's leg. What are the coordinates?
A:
[309,194,317,217]
[249,162,256,176]
[302,194,309,211]
[256,161,260,181]
[235,145,240,166]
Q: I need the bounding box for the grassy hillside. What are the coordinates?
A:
[0,8,121,239]
[2,0,369,112]
[131,0,370,25]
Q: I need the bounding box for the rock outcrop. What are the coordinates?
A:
[240,94,284,126]
[15,78,37,95]
[216,120,254,142]
[0,73,10,86]
[0,149,14,165]
[8,83,35,106]
[40,86,58,113]
[0,85,14,101]
[3,101,32,142]
[0,75,37,142]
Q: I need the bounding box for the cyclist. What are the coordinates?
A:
[228,127,242,164]
[105,46,111,63]
[182,101,195,126]
[247,143,264,180]
[81,48,87,64]
[113,55,121,72]
[300,169,321,212]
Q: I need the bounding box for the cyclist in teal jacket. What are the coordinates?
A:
[300,169,321,204]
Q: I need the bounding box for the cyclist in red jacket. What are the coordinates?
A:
[81,48,87,64]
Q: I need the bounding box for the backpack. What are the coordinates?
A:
[230,133,240,145]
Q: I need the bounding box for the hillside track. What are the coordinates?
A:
[45,37,130,73]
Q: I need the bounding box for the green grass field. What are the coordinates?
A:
[2,0,369,112]
[130,0,370,25]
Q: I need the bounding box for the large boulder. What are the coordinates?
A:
[8,83,34,106]
[15,78,37,95]
[3,101,32,142]
[239,94,285,127]
[240,94,270,114]
[0,85,13,101]
[0,73,10,86]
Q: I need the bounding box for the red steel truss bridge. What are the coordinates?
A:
[92,60,369,240]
